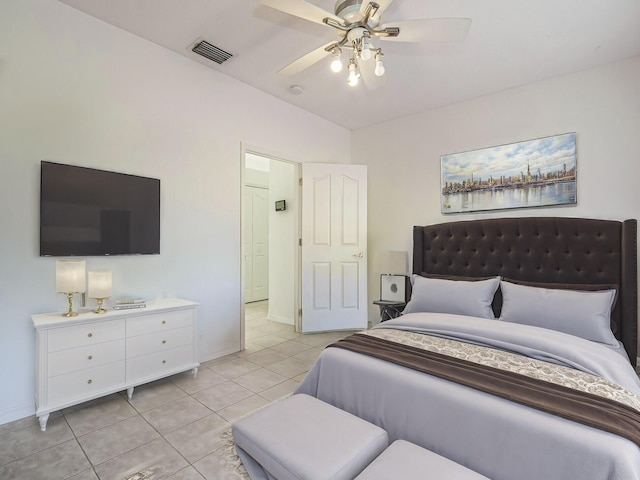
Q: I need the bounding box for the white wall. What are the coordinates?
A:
[353,56,640,324]
[0,0,350,425]
[268,159,298,325]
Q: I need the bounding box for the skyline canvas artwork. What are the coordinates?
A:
[441,132,577,214]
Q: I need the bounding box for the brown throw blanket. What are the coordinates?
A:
[329,333,640,447]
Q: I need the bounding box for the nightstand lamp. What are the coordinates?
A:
[88,270,112,314]
[56,259,86,317]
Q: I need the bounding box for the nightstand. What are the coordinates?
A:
[373,300,406,321]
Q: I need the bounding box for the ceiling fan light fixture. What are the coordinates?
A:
[261,0,473,91]
[330,47,343,73]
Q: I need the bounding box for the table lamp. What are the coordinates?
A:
[56,259,86,317]
[88,270,112,314]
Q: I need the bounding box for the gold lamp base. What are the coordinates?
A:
[61,292,79,317]
[93,297,109,314]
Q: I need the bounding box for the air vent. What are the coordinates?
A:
[192,40,233,65]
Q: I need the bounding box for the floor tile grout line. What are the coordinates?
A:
[127,402,199,479]
[0,413,81,471]
[59,410,98,480]
[79,387,214,478]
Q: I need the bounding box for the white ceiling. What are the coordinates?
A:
[58,0,640,130]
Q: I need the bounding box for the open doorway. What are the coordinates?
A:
[242,150,300,350]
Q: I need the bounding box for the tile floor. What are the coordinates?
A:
[0,301,353,480]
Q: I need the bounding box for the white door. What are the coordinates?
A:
[300,163,367,333]
[244,188,254,302]
[245,186,269,303]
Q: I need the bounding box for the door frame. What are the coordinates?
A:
[240,143,301,351]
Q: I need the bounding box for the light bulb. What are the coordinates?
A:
[347,59,360,86]
[360,34,372,61]
[374,51,385,77]
[330,48,343,73]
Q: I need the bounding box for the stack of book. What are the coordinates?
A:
[113,297,147,310]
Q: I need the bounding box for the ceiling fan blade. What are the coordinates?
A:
[380,17,471,43]
[260,0,343,27]
[360,0,395,24]
[278,41,337,76]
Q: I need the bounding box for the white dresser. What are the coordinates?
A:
[32,298,199,431]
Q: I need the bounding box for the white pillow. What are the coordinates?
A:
[403,275,500,319]
[499,280,618,346]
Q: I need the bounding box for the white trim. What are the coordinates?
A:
[0,402,35,427]
[199,345,242,364]
[267,313,294,325]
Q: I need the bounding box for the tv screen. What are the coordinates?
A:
[40,161,160,256]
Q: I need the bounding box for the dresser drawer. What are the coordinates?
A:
[126,345,194,383]
[48,319,126,352]
[48,361,125,406]
[126,326,192,358]
[48,340,125,377]
[126,309,193,337]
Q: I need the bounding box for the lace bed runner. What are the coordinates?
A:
[329,330,640,447]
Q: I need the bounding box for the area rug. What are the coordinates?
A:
[122,429,249,480]
[216,428,250,479]
[123,395,295,480]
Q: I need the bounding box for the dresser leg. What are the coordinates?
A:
[38,414,49,432]
[127,387,134,400]
[192,367,198,379]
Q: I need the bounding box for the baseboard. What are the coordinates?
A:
[266,313,294,325]
[0,402,35,427]
[199,345,242,364]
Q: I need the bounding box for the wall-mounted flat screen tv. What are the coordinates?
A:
[40,161,160,256]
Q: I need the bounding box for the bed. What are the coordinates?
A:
[297,217,640,480]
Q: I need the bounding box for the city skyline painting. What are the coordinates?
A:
[441,132,577,214]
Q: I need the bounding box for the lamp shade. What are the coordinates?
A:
[383,251,408,275]
[88,270,112,299]
[56,259,86,293]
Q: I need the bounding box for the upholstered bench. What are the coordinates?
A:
[355,439,490,479]
[232,393,389,480]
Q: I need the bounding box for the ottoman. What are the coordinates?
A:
[355,440,490,479]
[232,394,389,480]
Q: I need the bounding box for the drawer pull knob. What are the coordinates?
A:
[87,333,93,338]
[162,340,167,344]
[87,379,93,384]
[162,320,166,325]
[162,360,166,364]
[88,355,93,360]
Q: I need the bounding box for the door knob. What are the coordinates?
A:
[353,253,364,258]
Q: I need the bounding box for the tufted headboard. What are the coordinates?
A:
[413,217,638,365]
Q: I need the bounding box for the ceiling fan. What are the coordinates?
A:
[259,0,472,88]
